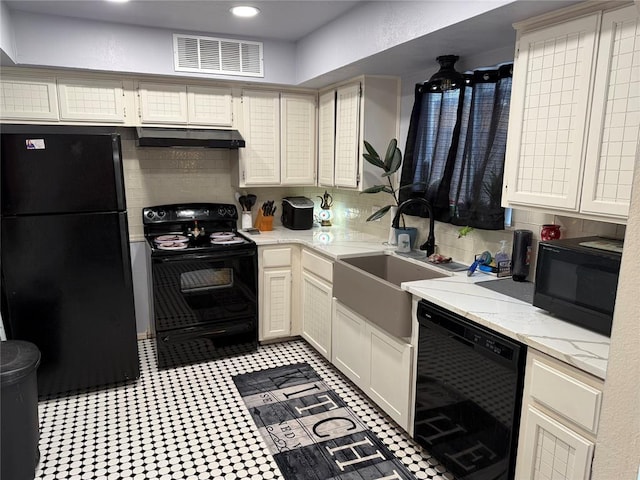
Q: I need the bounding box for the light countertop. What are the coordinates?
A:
[243,225,393,259]
[246,225,609,380]
[402,275,609,380]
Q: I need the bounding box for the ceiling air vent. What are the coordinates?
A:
[173,34,263,78]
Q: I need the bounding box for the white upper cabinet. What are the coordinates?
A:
[318,76,400,191]
[0,75,59,121]
[58,78,126,123]
[505,14,599,211]
[280,92,317,186]
[138,82,188,124]
[334,83,361,188]
[504,4,639,222]
[581,5,640,218]
[186,85,233,126]
[317,90,336,186]
[138,82,233,126]
[239,89,281,186]
[237,89,317,187]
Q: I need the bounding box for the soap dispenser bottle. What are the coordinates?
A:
[495,240,509,265]
[495,240,510,277]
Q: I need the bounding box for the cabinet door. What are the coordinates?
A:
[516,406,594,480]
[0,76,59,121]
[581,6,640,218]
[261,268,292,340]
[318,90,336,186]
[187,85,233,126]
[240,90,281,185]
[334,83,361,188]
[58,78,125,123]
[301,271,332,360]
[367,323,413,429]
[332,300,369,386]
[138,82,188,124]
[504,15,599,210]
[281,93,317,185]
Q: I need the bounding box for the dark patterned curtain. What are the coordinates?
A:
[399,62,513,230]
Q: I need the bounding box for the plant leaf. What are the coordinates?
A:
[363,153,385,169]
[389,148,402,173]
[363,140,379,159]
[381,148,402,176]
[383,139,398,170]
[458,226,474,238]
[361,185,393,194]
[366,204,392,222]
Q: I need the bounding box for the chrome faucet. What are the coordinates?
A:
[391,198,436,256]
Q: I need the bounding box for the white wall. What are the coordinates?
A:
[10,11,297,84]
[294,0,514,84]
[591,151,640,479]
[0,1,15,63]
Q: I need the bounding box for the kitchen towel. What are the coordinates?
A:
[232,363,417,480]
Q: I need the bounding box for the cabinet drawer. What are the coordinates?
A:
[529,358,602,434]
[302,249,333,283]
[262,247,292,268]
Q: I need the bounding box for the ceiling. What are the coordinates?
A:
[3,0,363,42]
[3,0,592,86]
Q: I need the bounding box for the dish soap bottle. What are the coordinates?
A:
[495,240,510,275]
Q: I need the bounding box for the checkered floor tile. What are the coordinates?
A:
[34,339,453,480]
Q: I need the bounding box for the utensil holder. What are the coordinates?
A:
[241,212,252,230]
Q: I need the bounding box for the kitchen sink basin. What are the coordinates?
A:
[333,254,448,337]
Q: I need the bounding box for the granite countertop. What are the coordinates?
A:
[243,225,393,259]
[402,274,610,380]
[245,225,610,380]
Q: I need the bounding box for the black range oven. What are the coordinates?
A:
[143,203,257,369]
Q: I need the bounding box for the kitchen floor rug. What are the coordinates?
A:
[233,362,417,480]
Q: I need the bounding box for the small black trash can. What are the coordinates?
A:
[1,340,41,480]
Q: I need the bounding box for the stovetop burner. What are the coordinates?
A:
[143,203,255,255]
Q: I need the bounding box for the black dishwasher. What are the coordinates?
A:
[414,300,526,480]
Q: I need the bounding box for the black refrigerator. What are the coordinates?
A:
[1,124,140,397]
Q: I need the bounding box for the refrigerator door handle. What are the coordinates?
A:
[111,134,127,211]
[118,213,135,291]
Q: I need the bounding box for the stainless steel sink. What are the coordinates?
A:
[333,254,448,337]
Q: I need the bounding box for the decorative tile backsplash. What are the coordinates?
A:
[120,131,625,279]
[290,186,626,276]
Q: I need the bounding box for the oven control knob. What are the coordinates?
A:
[157,210,166,218]
[146,210,155,220]
[226,206,236,216]
[217,207,226,217]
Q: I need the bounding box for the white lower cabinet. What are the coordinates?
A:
[518,406,594,480]
[332,299,413,429]
[259,246,296,341]
[366,322,412,427]
[515,350,603,480]
[300,249,333,360]
[332,299,369,385]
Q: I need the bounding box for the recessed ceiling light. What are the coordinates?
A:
[230,6,260,18]
[105,0,130,3]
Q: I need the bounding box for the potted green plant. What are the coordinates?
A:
[361,138,421,246]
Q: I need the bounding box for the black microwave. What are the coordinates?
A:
[533,236,622,336]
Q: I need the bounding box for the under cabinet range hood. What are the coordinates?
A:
[135,127,245,149]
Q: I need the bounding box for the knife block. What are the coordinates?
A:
[254,210,273,231]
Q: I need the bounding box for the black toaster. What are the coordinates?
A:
[281,197,314,230]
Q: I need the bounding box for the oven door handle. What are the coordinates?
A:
[155,249,256,262]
